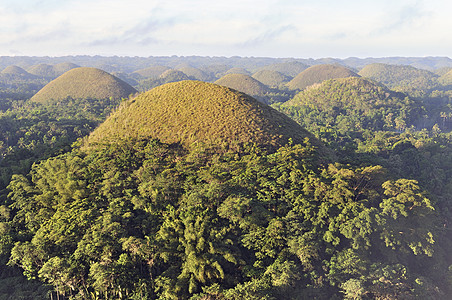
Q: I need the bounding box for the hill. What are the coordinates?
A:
[258,61,310,77]
[214,73,270,99]
[286,64,359,90]
[225,67,251,76]
[52,62,79,76]
[132,65,172,79]
[358,63,439,95]
[159,69,190,81]
[280,77,420,134]
[252,70,292,88]
[30,67,137,104]
[85,80,321,150]
[27,63,56,78]
[1,65,32,76]
[177,66,212,81]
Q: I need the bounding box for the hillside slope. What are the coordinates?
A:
[286,64,359,90]
[85,80,322,151]
[30,67,137,103]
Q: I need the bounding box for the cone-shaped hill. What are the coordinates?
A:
[52,62,79,76]
[214,74,270,98]
[252,70,292,88]
[286,64,359,90]
[177,66,213,81]
[85,80,323,152]
[259,61,310,77]
[30,67,137,104]
[1,65,32,76]
[284,77,400,109]
[225,67,251,76]
[358,63,438,91]
[133,66,172,79]
[281,77,420,132]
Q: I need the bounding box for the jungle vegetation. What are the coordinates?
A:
[0,56,452,299]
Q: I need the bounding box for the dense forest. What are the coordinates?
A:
[1,55,452,299]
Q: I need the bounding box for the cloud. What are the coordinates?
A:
[239,25,297,47]
[371,1,432,36]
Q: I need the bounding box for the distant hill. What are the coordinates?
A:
[258,61,310,77]
[358,63,439,95]
[252,70,292,88]
[200,64,230,78]
[27,64,55,78]
[85,80,322,151]
[30,67,137,104]
[177,66,213,81]
[52,62,79,76]
[225,67,251,76]
[1,65,32,77]
[26,62,79,79]
[280,77,420,133]
[133,66,172,79]
[214,74,270,101]
[286,64,359,90]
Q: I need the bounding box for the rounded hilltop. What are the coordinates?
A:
[286,64,359,90]
[284,77,402,109]
[214,73,270,99]
[252,70,292,88]
[358,63,438,90]
[85,80,323,151]
[30,67,137,104]
[1,65,31,76]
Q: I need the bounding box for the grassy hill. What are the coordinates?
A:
[286,64,359,90]
[1,65,32,77]
[177,66,212,81]
[214,73,270,98]
[225,67,251,76]
[159,69,190,81]
[279,77,420,135]
[25,62,79,79]
[52,62,79,76]
[132,66,172,79]
[30,67,137,104]
[258,61,310,77]
[358,63,439,95]
[27,64,56,78]
[252,70,292,88]
[85,80,322,151]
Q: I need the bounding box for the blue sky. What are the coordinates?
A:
[0,0,450,58]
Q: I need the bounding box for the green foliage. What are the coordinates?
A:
[3,136,447,299]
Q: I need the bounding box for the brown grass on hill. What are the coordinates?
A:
[214,74,270,97]
[177,66,213,81]
[30,67,137,104]
[252,70,292,88]
[85,80,323,152]
[286,64,359,90]
[1,65,30,76]
[133,66,172,79]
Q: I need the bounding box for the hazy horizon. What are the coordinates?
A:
[1,0,451,58]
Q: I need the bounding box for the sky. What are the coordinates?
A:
[0,0,450,58]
